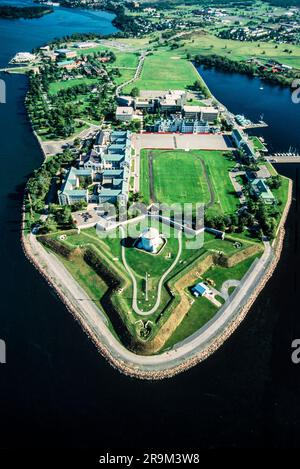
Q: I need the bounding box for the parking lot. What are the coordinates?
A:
[72,209,101,228]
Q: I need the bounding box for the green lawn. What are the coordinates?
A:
[163,296,218,350]
[203,254,260,290]
[49,78,99,95]
[123,50,204,92]
[140,149,239,216]
[70,44,140,69]
[250,136,266,151]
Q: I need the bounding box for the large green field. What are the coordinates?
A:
[175,31,300,69]
[140,149,239,216]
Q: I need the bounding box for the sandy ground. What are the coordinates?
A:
[133,133,234,151]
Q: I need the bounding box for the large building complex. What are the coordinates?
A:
[232,127,257,160]
[58,130,131,206]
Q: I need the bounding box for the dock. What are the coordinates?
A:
[266,153,300,163]
[242,121,268,129]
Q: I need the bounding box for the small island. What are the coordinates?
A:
[0,5,53,20]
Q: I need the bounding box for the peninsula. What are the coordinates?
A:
[8,0,294,379]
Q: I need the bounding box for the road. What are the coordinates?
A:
[116,50,149,98]
[27,233,273,376]
[41,122,101,156]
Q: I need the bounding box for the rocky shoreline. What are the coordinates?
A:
[20,178,292,380]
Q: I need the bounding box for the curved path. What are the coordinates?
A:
[120,226,182,316]
[27,234,273,377]
[116,50,149,97]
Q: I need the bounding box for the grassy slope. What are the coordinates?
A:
[162,296,218,350]
[203,253,260,290]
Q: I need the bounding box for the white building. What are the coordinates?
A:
[183,105,219,122]
[116,106,134,122]
[139,228,163,254]
[10,52,36,63]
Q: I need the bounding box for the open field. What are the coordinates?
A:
[162,296,218,350]
[140,149,239,216]
[175,31,300,69]
[48,77,99,95]
[123,49,204,92]
[69,43,140,69]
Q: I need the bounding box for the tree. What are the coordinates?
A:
[130,87,140,98]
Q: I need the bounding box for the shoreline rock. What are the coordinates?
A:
[20,178,292,380]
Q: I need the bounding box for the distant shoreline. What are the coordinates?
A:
[0,5,53,20]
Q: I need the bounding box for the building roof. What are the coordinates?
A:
[192,282,208,296]
[183,105,202,113]
[116,106,134,116]
[251,178,275,200]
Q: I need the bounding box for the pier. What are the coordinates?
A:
[266,152,300,163]
[241,121,268,129]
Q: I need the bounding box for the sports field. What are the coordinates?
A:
[140,149,238,216]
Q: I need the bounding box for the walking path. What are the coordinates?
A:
[120,227,182,316]
[116,50,149,97]
[220,280,241,301]
[26,233,274,377]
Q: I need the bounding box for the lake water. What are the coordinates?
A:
[0,3,300,449]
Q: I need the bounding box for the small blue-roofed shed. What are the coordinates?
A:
[192,282,208,297]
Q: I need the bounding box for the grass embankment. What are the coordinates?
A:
[140,149,239,217]
[250,136,267,151]
[40,224,260,350]
[163,297,218,350]
[203,253,260,290]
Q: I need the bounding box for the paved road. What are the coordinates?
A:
[41,123,101,156]
[120,227,182,316]
[28,234,273,374]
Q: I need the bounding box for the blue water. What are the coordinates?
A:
[0,0,117,67]
[0,4,300,450]
[197,65,300,153]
